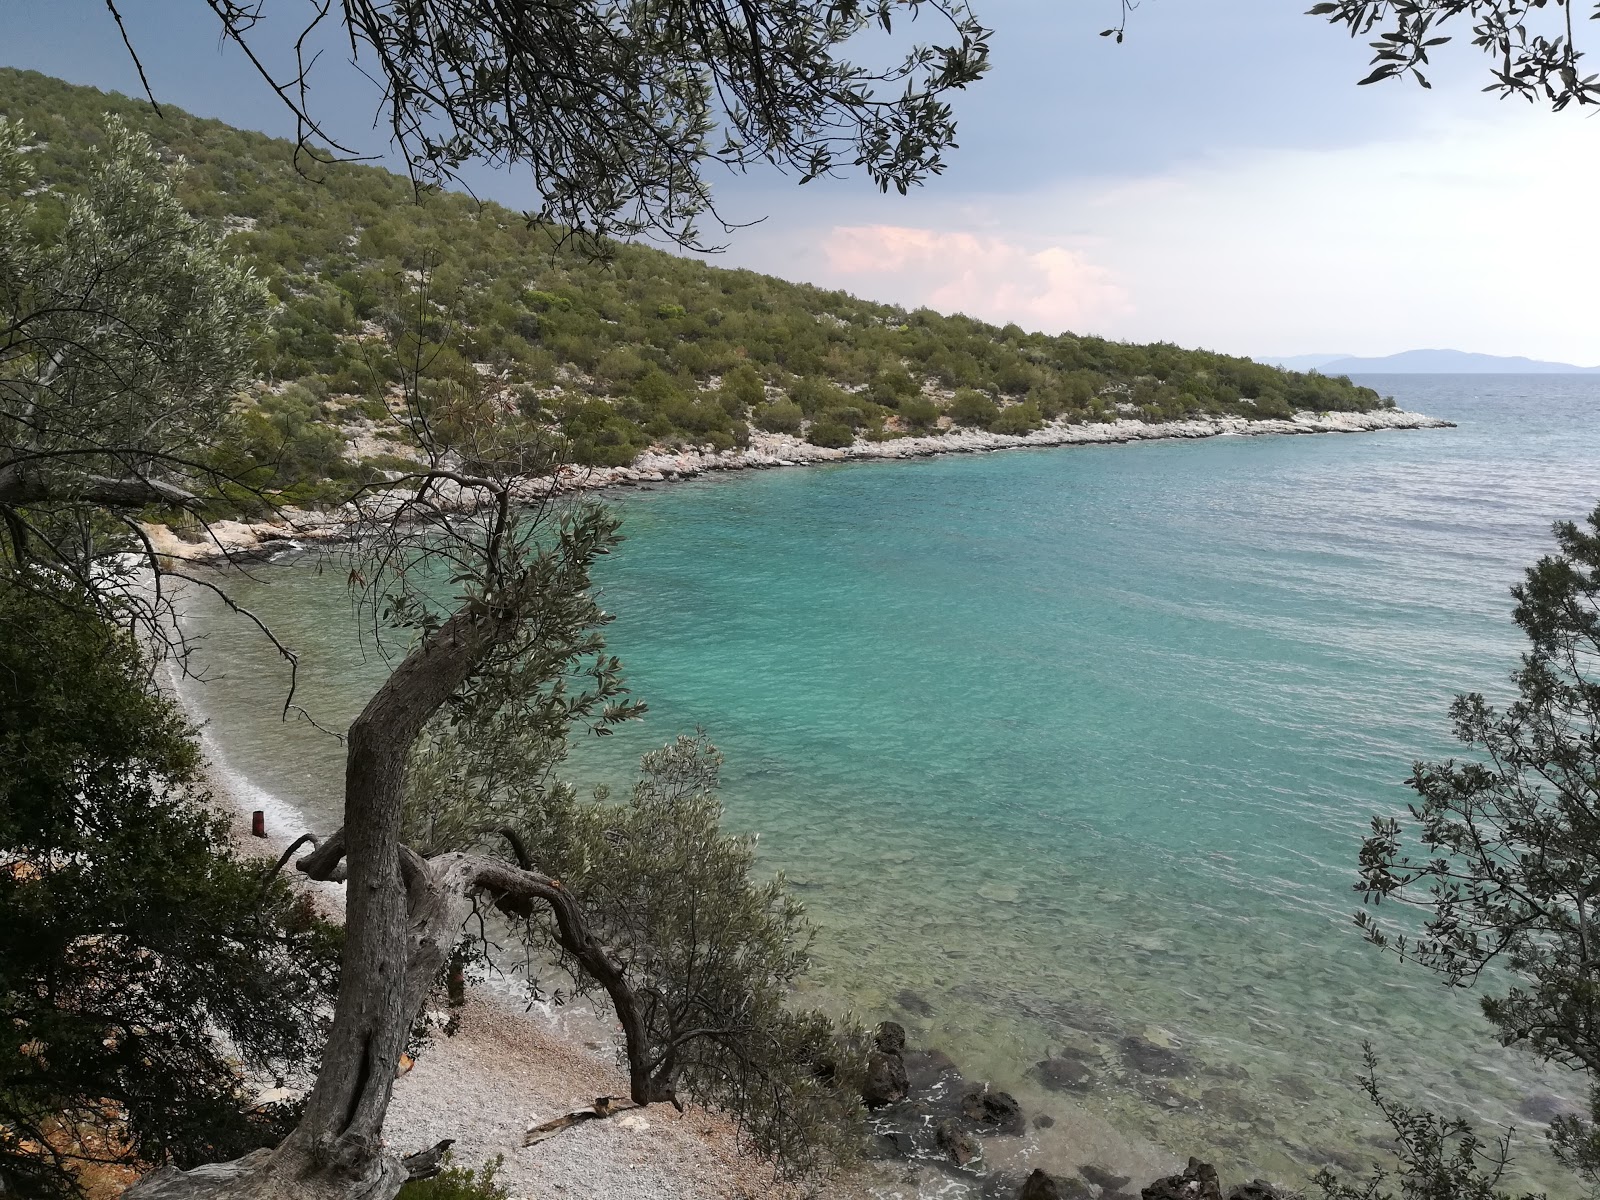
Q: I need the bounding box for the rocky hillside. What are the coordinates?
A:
[0,68,1389,506]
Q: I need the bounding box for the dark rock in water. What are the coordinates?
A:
[875,1020,908,1055]
[1203,1062,1252,1082]
[863,1049,909,1107]
[905,1047,963,1094]
[1142,1158,1222,1200]
[1138,1080,1201,1112]
[1271,1074,1317,1101]
[1120,1035,1190,1078]
[1081,1164,1133,1191]
[868,1129,917,1160]
[865,1098,935,1161]
[962,1085,1026,1135]
[980,1171,1032,1200]
[1226,1181,1283,1200]
[1032,1113,1056,1129]
[1020,1168,1063,1200]
[1200,1087,1256,1123]
[1518,1092,1581,1122]
[896,988,937,1017]
[936,1118,980,1166]
[1034,1050,1097,1092]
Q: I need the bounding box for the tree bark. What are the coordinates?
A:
[127,598,525,1200]
[122,582,673,1200]
[0,459,198,509]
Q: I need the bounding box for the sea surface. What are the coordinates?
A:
[179,376,1600,1194]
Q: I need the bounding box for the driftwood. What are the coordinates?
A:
[522,1097,637,1147]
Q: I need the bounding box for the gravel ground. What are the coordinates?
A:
[384,995,803,1200]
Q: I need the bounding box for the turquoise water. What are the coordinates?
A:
[180,376,1600,1193]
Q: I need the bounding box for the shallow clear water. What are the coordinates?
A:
[180,376,1600,1193]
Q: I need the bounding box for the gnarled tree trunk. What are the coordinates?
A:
[126,596,669,1200]
[128,601,518,1200]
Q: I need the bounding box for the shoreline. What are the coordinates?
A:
[140,408,1452,562]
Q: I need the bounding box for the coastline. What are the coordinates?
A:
[140,408,1452,562]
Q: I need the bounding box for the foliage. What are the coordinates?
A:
[754,398,805,434]
[1309,0,1599,108]
[1353,503,1600,1187]
[404,731,867,1181]
[993,400,1043,435]
[0,112,268,583]
[806,419,856,448]
[1312,1049,1536,1200]
[0,68,1390,480]
[0,578,342,1198]
[183,0,990,250]
[396,1155,508,1200]
[947,388,1000,429]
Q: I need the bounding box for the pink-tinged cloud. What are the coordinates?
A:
[821,225,1131,333]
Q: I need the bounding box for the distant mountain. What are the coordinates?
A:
[1264,354,1352,372]
[1274,349,1600,375]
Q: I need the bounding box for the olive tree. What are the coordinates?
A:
[0,116,268,574]
[1308,0,1599,107]
[1353,503,1600,1189]
[109,0,990,250]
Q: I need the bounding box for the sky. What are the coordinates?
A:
[4,1,1597,364]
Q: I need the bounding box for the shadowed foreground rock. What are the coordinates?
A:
[1142,1158,1222,1200]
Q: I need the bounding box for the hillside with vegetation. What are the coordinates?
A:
[0,67,1387,507]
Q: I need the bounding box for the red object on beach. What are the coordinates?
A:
[251,810,266,838]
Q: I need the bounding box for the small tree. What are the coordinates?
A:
[0,115,284,674]
[0,579,341,1198]
[405,732,867,1180]
[1354,503,1600,1185]
[0,117,268,566]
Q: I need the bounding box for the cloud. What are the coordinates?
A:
[717,105,1600,363]
[820,225,1133,333]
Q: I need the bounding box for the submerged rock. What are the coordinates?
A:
[1518,1091,1581,1122]
[1120,1035,1190,1078]
[904,1047,963,1094]
[961,1085,1025,1135]
[896,987,937,1017]
[1142,1158,1222,1200]
[1082,1164,1133,1191]
[1020,1168,1063,1200]
[1032,1113,1056,1129]
[1226,1182,1283,1200]
[1034,1049,1098,1092]
[936,1118,980,1167]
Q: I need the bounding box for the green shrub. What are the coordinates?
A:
[898,396,941,431]
[993,401,1043,435]
[947,388,1000,429]
[719,363,766,411]
[786,375,851,417]
[398,1157,508,1200]
[806,420,854,448]
[754,399,804,434]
